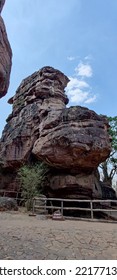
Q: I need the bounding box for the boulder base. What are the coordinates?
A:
[0,197,18,211]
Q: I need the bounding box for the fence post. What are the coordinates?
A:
[32,197,35,214]
[61,200,63,215]
[44,198,47,214]
[90,201,93,219]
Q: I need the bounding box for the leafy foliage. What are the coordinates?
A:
[18,162,49,210]
[100,116,117,186]
[108,116,117,151]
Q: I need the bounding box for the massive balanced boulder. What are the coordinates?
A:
[0,66,112,199]
[0,0,12,98]
[32,106,111,172]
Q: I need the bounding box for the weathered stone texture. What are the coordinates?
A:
[0,66,113,199]
[0,67,69,167]
[33,106,111,171]
[0,0,5,13]
[48,172,102,199]
[0,197,18,211]
[0,0,12,98]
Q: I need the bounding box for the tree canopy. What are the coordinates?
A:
[100,116,117,187]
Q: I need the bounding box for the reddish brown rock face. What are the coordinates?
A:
[32,106,111,171]
[0,67,69,167]
[0,0,5,13]
[0,0,12,98]
[48,172,102,199]
[0,66,112,199]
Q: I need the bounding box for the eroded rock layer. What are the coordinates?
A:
[0,66,112,199]
[0,67,69,167]
[0,0,12,98]
[32,106,111,172]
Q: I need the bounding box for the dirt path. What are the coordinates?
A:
[0,211,117,259]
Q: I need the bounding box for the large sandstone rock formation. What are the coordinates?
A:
[0,66,113,199]
[0,0,12,98]
[0,67,69,167]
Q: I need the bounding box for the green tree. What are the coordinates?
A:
[18,162,49,210]
[100,116,117,187]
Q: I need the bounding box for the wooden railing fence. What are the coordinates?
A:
[33,197,117,220]
[1,190,117,220]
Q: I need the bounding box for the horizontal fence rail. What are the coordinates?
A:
[0,190,21,197]
[0,190,24,204]
[33,197,117,220]
[1,190,117,220]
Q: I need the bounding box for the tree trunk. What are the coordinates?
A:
[101,161,112,187]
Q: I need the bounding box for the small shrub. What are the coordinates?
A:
[18,162,49,210]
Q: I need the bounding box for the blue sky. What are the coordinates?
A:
[0,0,117,136]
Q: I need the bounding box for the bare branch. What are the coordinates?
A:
[109,165,117,179]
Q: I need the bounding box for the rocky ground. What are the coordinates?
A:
[0,210,117,260]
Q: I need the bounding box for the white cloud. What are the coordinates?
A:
[84,54,93,61]
[84,95,97,104]
[70,89,89,103]
[66,58,97,105]
[75,62,93,77]
[67,77,89,90]
[66,77,91,104]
